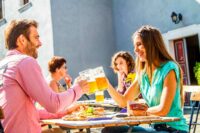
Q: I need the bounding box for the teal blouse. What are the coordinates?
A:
[140,61,188,131]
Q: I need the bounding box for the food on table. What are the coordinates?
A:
[127,101,148,116]
[62,106,105,121]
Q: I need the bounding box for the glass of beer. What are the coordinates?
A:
[93,66,108,91]
[95,91,104,102]
[79,69,98,95]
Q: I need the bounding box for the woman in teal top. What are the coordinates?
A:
[103,25,188,133]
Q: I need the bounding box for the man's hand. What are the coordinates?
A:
[66,103,87,114]
[77,79,89,94]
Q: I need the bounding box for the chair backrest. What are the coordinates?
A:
[0,107,4,133]
[183,85,200,101]
[183,85,200,93]
[0,107,4,120]
[190,92,200,101]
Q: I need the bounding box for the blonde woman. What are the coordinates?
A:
[103,26,188,133]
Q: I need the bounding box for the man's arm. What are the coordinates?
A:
[16,57,83,113]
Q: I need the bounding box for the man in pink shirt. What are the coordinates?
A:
[0,19,89,133]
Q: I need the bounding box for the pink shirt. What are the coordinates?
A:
[0,50,83,133]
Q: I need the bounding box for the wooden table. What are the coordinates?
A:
[41,116,180,133]
[77,99,121,112]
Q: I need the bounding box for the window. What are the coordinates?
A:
[0,0,6,26]
[0,0,2,19]
[22,0,29,5]
[19,0,32,13]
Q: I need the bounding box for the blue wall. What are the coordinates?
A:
[49,0,200,92]
[112,0,200,53]
[50,0,117,86]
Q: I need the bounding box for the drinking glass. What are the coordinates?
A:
[79,69,98,95]
[93,66,108,91]
[95,91,104,102]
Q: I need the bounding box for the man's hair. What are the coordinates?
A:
[4,19,38,50]
[48,56,67,73]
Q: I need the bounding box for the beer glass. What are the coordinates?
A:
[79,69,98,95]
[93,66,108,91]
[95,91,104,102]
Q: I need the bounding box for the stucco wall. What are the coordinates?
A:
[0,0,54,76]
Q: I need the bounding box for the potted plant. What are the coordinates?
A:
[194,62,200,85]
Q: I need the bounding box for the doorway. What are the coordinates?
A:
[185,35,200,85]
[174,35,200,85]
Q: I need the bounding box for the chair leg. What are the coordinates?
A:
[0,122,4,133]
[193,101,200,133]
[86,128,90,133]
[189,101,196,132]
[48,124,52,129]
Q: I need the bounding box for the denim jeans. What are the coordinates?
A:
[101,125,165,133]
[101,124,188,133]
[152,124,188,133]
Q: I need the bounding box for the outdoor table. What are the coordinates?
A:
[41,116,180,133]
[77,99,121,112]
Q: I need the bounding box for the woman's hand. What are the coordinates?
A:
[117,71,125,81]
[127,102,148,116]
[64,74,72,88]
[117,71,125,92]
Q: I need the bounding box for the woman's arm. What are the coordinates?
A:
[147,70,177,116]
[64,74,72,88]
[107,79,140,108]
[116,72,125,92]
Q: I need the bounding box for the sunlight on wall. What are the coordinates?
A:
[196,0,200,4]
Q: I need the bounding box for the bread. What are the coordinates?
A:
[129,103,148,111]
[62,106,105,121]
[93,107,105,115]
[127,102,148,116]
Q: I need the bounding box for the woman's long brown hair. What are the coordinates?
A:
[132,25,184,106]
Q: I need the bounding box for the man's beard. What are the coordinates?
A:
[24,41,38,59]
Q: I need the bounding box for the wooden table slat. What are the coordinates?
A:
[41,116,180,129]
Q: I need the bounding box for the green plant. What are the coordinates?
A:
[194,62,200,85]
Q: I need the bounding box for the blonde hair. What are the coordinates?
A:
[132,25,184,106]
